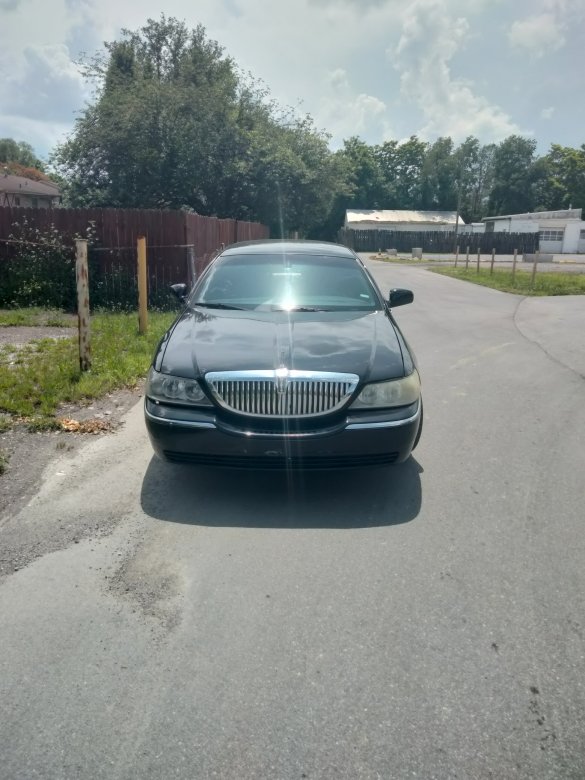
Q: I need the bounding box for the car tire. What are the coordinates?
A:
[412,399,423,450]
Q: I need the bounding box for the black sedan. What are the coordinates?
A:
[145,240,422,469]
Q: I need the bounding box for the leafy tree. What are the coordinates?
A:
[55,17,241,211]
[310,137,383,240]
[339,137,386,208]
[453,136,495,223]
[386,136,428,209]
[488,135,537,215]
[0,138,44,169]
[420,137,456,211]
[53,15,345,237]
[534,144,585,212]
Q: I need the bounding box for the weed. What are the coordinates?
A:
[0,311,174,420]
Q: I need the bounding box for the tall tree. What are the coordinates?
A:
[488,135,537,215]
[453,136,495,223]
[55,17,241,211]
[53,16,343,236]
[0,138,44,169]
[385,136,428,210]
[420,137,457,211]
[533,144,585,212]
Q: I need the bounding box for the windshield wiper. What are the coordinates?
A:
[270,306,331,312]
[192,302,247,310]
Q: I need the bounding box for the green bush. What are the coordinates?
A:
[0,219,76,309]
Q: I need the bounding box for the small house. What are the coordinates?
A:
[0,173,61,208]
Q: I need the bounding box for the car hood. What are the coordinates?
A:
[158,307,406,382]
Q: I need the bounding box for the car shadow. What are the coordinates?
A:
[140,457,423,529]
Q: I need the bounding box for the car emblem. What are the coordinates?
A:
[275,367,289,395]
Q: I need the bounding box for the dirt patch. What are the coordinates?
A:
[0,320,145,524]
[0,384,144,528]
[0,383,144,579]
[0,325,77,346]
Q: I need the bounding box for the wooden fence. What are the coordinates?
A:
[340,228,539,255]
[0,205,268,262]
[0,206,269,309]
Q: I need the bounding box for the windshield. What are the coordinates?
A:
[191,253,381,311]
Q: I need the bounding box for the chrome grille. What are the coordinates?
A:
[205,370,359,418]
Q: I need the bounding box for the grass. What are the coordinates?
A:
[430,267,585,296]
[0,310,175,427]
[0,307,73,327]
[0,449,8,475]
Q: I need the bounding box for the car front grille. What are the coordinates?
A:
[205,370,359,418]
[163,451,399,469]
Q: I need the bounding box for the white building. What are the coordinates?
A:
[459,222,485,234]
[345,209,465,232]
[483,209,585,254]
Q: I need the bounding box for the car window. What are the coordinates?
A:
[192,253,381,311]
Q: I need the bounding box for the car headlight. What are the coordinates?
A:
[146,367,212,406]
[351,371,420,409]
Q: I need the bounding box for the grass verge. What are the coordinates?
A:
[430,267,585,296]
[0,310,175,426]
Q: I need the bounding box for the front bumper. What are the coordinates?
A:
[145,397,421,469]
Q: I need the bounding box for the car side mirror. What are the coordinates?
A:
[388,288,414,308]
[170,283,188,303]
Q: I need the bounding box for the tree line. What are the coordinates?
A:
[8,17,585,239]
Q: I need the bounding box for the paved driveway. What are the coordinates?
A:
[1,263,584,779]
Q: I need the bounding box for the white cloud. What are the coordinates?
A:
[1,44,86,123]
[320,68,390,144]
[1,0,582,157]
[392,0,522,142]
[508,13,566,54]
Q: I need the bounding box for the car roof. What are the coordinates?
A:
[220,240,355,258]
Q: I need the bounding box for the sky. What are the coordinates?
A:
[0,0,584,161]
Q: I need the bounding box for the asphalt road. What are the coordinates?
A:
[1,263,585,779]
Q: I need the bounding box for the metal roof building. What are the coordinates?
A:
[483,208,585,254]
[345,209,465,232]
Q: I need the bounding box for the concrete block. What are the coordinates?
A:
[524,253,553,263]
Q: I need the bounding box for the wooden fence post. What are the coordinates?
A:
[75,239,91,372]
[490,247,496,275]
[465,246,470,270]
[512,248,518,283]
[137,236,148,334]
[455,245,459,268]
[531,250,539,288]
[476,247,481,273]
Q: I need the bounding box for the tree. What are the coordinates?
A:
[0,138,44,169]
[453,136,495,223]
[52,15,344,237]
[377,136,428,210]
[55,17,241,211]
[488,135,538,215]
[533,144,585,212]
[420,137,457,211]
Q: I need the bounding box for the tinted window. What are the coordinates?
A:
[193,253,380,311]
